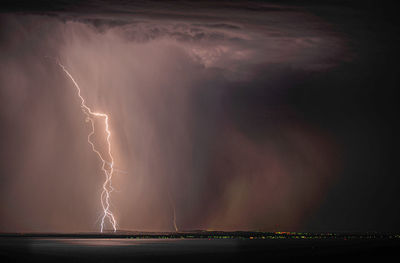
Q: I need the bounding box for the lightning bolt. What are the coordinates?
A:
[172,203,178,232]
[57,60,117,232]
[168,191,178,232]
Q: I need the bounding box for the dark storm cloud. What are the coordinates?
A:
[1,1,398,232]
[0,2,345,232]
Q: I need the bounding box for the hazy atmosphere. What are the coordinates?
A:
[0,1,398,233]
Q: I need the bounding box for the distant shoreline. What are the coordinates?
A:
[1,231,399,240]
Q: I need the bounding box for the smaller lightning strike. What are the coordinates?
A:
[172,204,178,232]
[56,60,118,232]
[168,191,179,232]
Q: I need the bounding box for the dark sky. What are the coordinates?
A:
[0,0,398,232]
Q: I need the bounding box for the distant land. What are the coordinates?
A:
[1,230,399,239]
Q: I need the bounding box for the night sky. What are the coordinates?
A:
[0,0,398,233]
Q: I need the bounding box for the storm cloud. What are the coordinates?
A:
[2,1,395,233]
